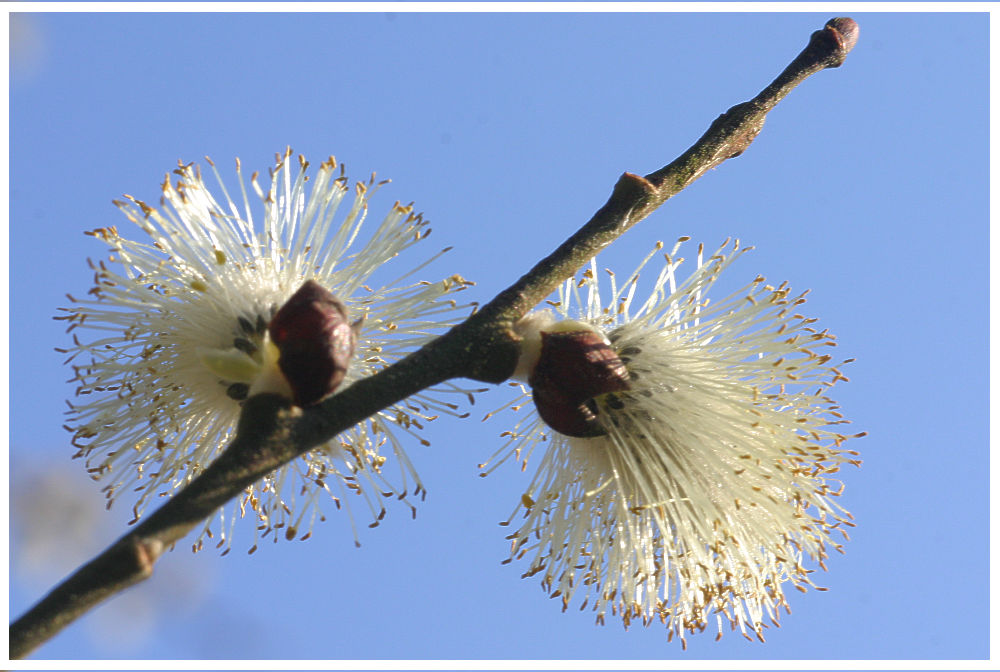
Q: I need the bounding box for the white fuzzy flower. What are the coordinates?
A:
[57,148,478,552]
[481,238,863,646]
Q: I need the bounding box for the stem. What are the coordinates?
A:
[10,17,858,659]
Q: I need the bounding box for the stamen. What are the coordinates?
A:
[233,337,257,356]
[226,383,250,400]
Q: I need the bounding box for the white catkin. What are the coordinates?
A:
[58,149,481,551]
[486,237,862,645]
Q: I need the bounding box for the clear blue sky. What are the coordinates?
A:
[9,9,988,661]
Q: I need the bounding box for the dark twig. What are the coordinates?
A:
[10,17,857,659]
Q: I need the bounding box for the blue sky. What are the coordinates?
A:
[9,9,988,662]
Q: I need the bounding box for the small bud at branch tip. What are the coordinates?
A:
[821,17,859,68]
[827,17,859,54]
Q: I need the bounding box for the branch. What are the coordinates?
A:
[10,17,858,659]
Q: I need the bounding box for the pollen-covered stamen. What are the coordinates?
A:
[198,345,260,384]
[604,393,627,410]
[233,337,257,356]
[527,321,631,438]
[226,382,250,401]
[198,310,281,403]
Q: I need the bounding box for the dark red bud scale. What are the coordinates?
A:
[529,329,631,438]
[269,279,360,407]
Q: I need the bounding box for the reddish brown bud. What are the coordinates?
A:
[815,17,859,69]
[269,280,358,406]
[826,17,859,56]
[529,329,630,438]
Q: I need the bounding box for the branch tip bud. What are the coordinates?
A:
[822,17,859,67]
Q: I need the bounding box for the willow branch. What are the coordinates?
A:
[10,17,858,659]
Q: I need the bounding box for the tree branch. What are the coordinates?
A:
[10,17,858,659]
